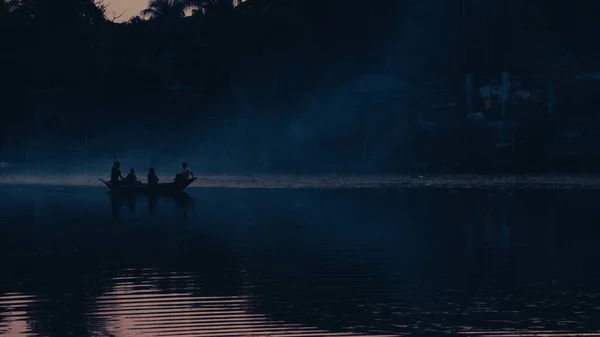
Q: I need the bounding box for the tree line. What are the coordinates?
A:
[0,0,399,127]
[1,0,598,172]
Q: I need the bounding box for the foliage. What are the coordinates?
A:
[0,0,596,172]
[0,0,399,119]
[140,0,191,20]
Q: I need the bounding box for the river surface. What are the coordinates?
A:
[1,185,600,336]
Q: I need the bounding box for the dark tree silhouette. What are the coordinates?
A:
[0,0,597,172]
[140,0,191,20]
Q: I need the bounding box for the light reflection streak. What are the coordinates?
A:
[92,270,402,337]
[458,331,600,336]
[0,314,29,337]
[0,293,33,336]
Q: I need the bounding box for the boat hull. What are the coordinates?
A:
[98,177,196,194]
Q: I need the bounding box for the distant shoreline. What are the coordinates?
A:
[1,174,600,189]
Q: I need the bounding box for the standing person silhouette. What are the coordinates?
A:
[147,168,159,187]
[110,161,124,184]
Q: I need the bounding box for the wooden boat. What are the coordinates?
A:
[98,177,196,194]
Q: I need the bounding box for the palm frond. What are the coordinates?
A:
[141,0,192,20]
[5,0,23,12]
[140,7,156,18]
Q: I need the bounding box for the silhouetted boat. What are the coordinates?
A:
[98,177,196,194]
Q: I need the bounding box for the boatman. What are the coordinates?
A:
[176,162,195,182]
[111,161,125,184]
[147,168,159,187]
[181,162,195,179]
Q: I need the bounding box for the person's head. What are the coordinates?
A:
[182,162,188,169]
[130,168,135,174]
[149,168,155,174]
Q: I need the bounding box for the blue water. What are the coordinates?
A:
[1,185,600,336]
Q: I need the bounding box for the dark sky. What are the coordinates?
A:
[516,0,600,68]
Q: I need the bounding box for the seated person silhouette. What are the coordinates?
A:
[175,162,194,182]
[124,168,139,185]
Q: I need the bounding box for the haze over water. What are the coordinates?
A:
[1,185,600,336]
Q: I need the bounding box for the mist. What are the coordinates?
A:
[1,0,598,183]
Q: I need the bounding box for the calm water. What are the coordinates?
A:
[1,185,600,337]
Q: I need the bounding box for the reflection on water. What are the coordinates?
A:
[1,186,600,336]
[109,191,194,221]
